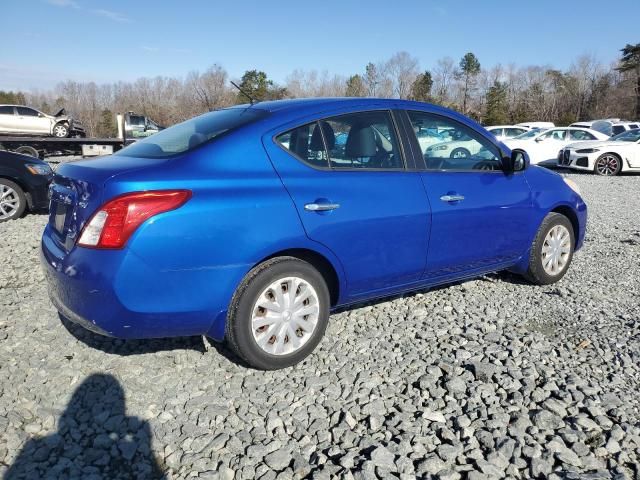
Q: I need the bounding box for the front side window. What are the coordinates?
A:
[0,106,14,115]
[16,107,38,116]
[570,130,596,141]
[276,111,404,170]
[408,111,502,171]
[115,107,269,159]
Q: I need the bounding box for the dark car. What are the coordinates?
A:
[0,150,53,221]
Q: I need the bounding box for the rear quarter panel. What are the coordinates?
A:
[104,126,343,339]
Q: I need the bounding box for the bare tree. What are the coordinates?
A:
[383,51,419,99]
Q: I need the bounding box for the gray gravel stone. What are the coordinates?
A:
[1,172,639,478]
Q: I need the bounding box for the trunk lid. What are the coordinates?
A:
[48,156,169,251]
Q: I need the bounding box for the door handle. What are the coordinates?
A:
[440,194,465,202]
[304,202,340,212]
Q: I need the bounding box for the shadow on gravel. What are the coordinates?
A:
[59,314,247,366]
[4,373,166,480]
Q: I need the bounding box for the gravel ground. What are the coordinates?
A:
[1,171,639,479]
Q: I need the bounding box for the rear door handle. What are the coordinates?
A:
[304,202,340,212]
[440,194,465,202]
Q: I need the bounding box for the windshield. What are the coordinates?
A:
[116,108,269,158]
[611,129,640,142]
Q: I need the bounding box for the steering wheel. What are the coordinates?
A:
[472,161,496,171]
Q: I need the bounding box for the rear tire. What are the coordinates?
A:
[225,257,330,370]
[526,213,575,285]
[0,179,27,222]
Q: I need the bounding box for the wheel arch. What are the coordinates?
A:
[550,205,579,247]
[254,248,341,307]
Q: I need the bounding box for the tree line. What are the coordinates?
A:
[1,43,638,138]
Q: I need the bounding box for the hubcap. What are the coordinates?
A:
[596,155,619,175]
[541,225,571,276]
[251,276,320,356]
[54,125,67,137]
[0,185,20,220]
[452,149,468,158]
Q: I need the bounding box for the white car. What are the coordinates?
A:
[424,131,485,158]
[558,128,640,176]
[504,127,609,166]
[0,105,85,138]
[485,125,530,142]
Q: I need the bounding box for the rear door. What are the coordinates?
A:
[0,106,16,132]
[403,109,533,280]
[264,109,431,299]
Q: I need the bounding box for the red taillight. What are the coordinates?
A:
[78,190,191,249]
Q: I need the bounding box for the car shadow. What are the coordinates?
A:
[3,373,167,479]
[58,314,246,366]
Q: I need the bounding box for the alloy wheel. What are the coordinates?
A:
[0,184,21,220]
[595,154,620,176]
[541,225,571,276]
[251,276,320,356]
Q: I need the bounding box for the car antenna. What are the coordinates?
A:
[230,81,257,105]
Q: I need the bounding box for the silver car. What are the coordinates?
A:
[0,105,86,138]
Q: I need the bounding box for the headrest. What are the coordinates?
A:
[188,133,207,149]
[346,124,377,157]
[310,121,336,151]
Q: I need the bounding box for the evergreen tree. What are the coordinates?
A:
[365,62,378,96]
[236,70,286,103]
[484,81,509,125]
[457,53,481,114]
[616,43,640,118]
[410,71,433,102]
[345,74,366,97]
[97,109,116,137]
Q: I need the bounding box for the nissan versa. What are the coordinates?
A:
[41,98,586,369]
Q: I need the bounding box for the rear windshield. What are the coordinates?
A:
[115,108,269,158]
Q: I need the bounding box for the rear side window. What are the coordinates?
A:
[505,128,526,137]
[276,111,404,170]
[0,106,14,115]
[570,130,596,141]
[611,125,625,136]
[115,108,269,159]
[276,122,329,168]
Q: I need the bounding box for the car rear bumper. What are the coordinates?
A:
[41,224,242,341]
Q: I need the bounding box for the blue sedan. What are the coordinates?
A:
[42,98,586,369]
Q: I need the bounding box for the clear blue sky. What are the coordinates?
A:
[2,0,639,91]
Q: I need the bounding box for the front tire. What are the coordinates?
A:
[526,213,575,285]
[450,147,470,159]
[52,123,70,138]
[594,153,621,176]
[225,257,330,370]
[0,179,27,222]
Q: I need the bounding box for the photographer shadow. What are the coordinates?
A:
[4,373,166,480]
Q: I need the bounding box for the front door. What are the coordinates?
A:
[405,110,533,280]
[264,109,431,299]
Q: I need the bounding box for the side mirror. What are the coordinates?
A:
[38,113,45,118]
[503,150,528,173]
[535,137,543,142]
